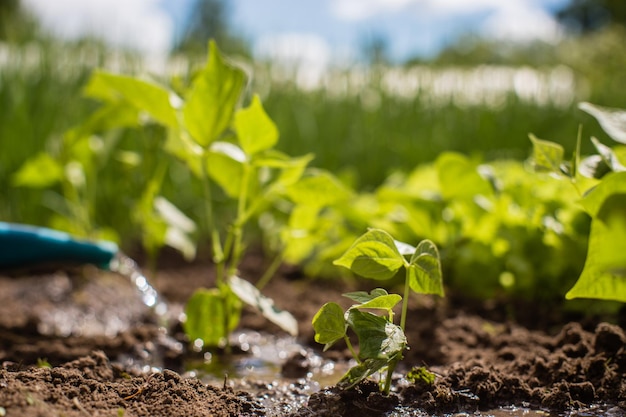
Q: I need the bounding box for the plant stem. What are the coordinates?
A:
[199,153,224,283]
[227,163,252,277]
[256,252,284,290]
[400,268,411,331]
[344,336,360,364]
[383,358,399,395]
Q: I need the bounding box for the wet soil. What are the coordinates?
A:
[0,251,625,416]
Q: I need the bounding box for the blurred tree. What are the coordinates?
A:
[360,32,390,65]
[426,37,559,67]
[175,0,249,55]
[0,0,37,42]
[556,0,626,33]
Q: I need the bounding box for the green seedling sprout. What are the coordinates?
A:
[529,102,626,302]
[312,228,443,394]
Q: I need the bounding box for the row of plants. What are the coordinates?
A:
[10,41,626,307]
[6,40,626,393]
[2,34,612,225]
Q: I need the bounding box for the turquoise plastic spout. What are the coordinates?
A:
[0,222,118,270]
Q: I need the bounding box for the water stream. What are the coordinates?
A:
[108,252,169,318]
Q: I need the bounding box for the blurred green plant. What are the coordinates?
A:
[530,101,626,302]
[264,151,590,306]
[76,41,318,348]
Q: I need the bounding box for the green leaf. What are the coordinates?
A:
[228,275,298,336]
[12,153,64,188]
[579,102,626,144]
[343,289,402,311]
[254,152,314,181]
[154,196,197,261]
[579,155,612,179]
[164,129,203,177]
[346,309,406,360]
[183,286,241,347]
[133,175,168,258]
[436,152,493,199]
[333,229,405,280]
[566,193,626,302]
[343,288,389,304]
[337,358,389,390]
[80,102,140,133]
[590,137,626,172]
[394,239,416,256]
[206,143,245,198]
[408,240,444,296]
[287,204,321,231]
[581,172,626,217]
[285,170,351,207]
[234,94,278,156]
[529,134,565,175]
[312,302,346,348]
[83,71,178,128]
[183,41,246,147]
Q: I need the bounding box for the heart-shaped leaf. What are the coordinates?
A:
[334,229,405,280]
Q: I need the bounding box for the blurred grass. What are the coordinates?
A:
[264,87,583,189]
[1,28,623,243]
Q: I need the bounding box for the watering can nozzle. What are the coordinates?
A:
[0,222,118,270]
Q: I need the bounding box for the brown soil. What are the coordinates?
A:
[0,251,625,416]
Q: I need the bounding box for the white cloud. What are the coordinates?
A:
[255,33,331,67]
[22,0,174,55]
[331,0,415,21]
[330,0,563,43]
[254,33,333,89]
[481,4,563,43]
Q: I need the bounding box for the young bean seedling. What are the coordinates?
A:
[312,228,443,394]
[72,41,311,349]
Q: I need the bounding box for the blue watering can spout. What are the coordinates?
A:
[0,222,118,270]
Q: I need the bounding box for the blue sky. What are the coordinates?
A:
[228,0,570,61]
[23,0,572,63]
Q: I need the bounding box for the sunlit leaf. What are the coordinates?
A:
[164,129,203,177]
[566,193,626,302]
[206,146,244,198]
[234,94,279,156]
[394,239,416,256]
[436,152,493,199]
[344,289,402,311]
[333,229,405,280]
[229,275,298,336]
[183,41,246,147]
[153,196,197,260]
[343,288,389,304]
[580,172,626,216]
[590,137,626,172]
[579,155,611,179]
[183,286,241,347]
[408,240,444,296]
[287,204,321,231]
[12,153,63,188]
[286,170,351,207]
[579,102,626,144]
[529,134,564,175]
[312,302,346,348]
[83,71,178,128]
